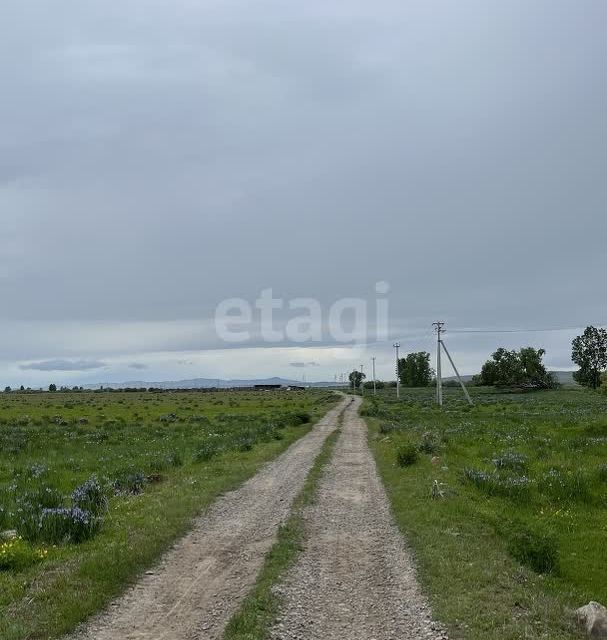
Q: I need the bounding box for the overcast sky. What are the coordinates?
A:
[1,1,606,386]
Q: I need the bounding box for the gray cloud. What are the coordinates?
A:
[19,359,107,371]
[1,0,606,385]
[290,361,320,368]
[128,362,148,369]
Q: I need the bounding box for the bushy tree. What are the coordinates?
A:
[398,352,433,387]
[348,370,366,390]
[48,383,57,392]
[572,326,607,389]
[477,347,557,389]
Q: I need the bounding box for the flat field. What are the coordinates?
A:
[0,388,337,640]
[364,386,607,640]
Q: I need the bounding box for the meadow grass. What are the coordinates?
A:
[0,389,338,640]
[363,386,607,640]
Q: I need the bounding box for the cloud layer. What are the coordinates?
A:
[1,1,606,385]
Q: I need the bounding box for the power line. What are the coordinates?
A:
[449,325,605,334]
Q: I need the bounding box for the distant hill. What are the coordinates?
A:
[82,376,343,390]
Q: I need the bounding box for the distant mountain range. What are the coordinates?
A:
[83,371,578,390]
[82,376,343,390]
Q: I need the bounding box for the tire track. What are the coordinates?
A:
[271,396,448,640]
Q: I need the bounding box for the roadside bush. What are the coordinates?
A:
[419,431,441,454]
[506,526,559,574]
[71,476,107,516]
[287,411,311,426]
[0,537,47,571]
[396,442,419,467]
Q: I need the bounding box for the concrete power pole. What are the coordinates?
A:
[360,364,364,395]
[372,356,376,395]
[433,321,473,407]
[393,342,400,399]
[433,322,444,406]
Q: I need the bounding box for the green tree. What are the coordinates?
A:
[348,370,366,390]
[4,386,11,393]
[398,352,433,387]
[48,383,57,392]
[478,347,556,389]
[572,326,607,389]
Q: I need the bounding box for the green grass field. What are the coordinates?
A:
[0,389,337,640]
[363,386,607,640]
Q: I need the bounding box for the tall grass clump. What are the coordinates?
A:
[396,441,419,467]
[419,431,441,454]
[38,507,100,544]
[492,451,528,473]
[506,525,559,574]
[463,468,532,502]
[538,467,591,503]
[71,476,107,516]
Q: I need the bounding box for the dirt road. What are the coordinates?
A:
[70,396,349,640]
[270,396,448,640]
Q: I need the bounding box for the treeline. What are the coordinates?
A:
[348,325,607,393]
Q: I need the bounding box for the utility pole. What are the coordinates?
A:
[372,356,376,395]
[360,364,364,395]
[432,321,473,407]
[393,342,400,399]
[433,322,444,406]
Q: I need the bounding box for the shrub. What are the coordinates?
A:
[507,526,559,574]
[287,411,311,426]
[71,476,107,516]
[0,537,47,571]
[396,442,419,467]
[419,431,441,454]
